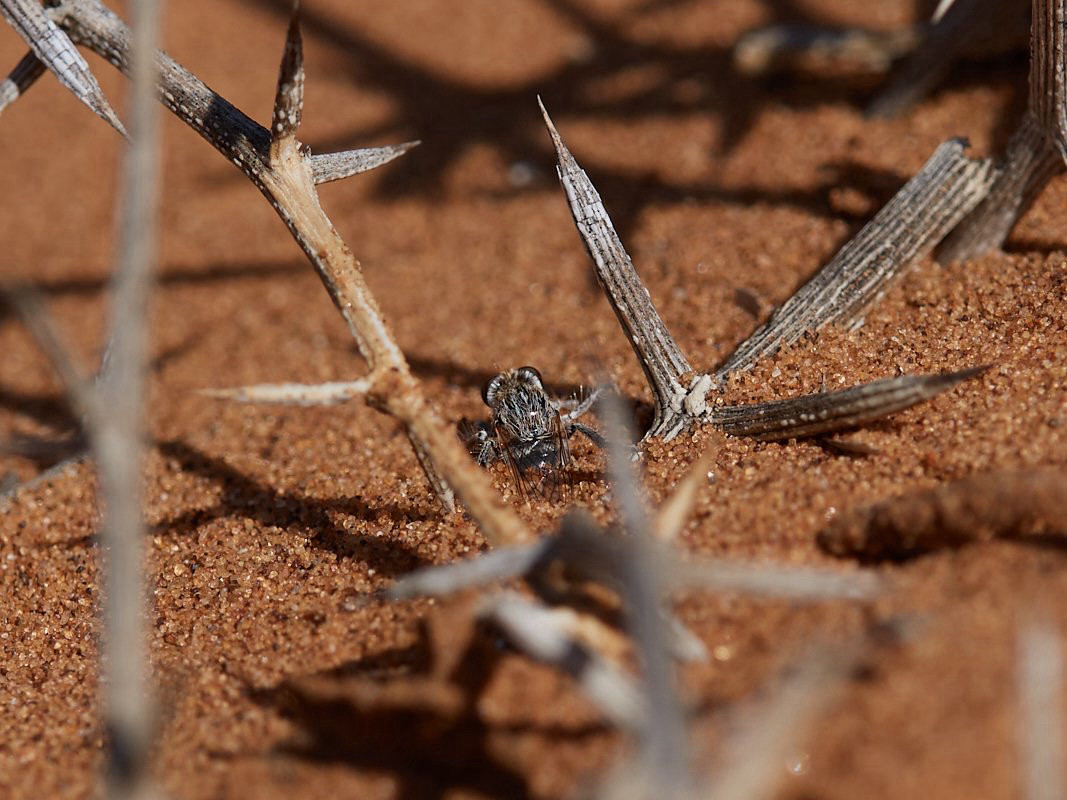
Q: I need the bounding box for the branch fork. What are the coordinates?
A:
[384,425,879,796]
[0,0,536,544]
[540,100,994,442]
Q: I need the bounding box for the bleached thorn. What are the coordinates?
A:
[481,591,645,730]
[310,141,420,185]
[198,379,372,406]
[270,0,304,143]
[654,450,714,542]
[1018,618,1066,800]
[384,542,548,601]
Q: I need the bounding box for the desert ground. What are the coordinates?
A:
[0,0,1065,798]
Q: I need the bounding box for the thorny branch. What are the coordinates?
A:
[3,8,934,792]
[732,0,1067,260]
[385,439,878,797]
[0,0,124,132]
[541,104,992,442]
[20,0,533,543]
[387,416,702,794]
[5,0,1036,527]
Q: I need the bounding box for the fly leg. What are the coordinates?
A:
[458,418,500,467]
[567,421,606,450]
[557,385,605,423]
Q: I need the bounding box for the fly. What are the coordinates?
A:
[459,366,604,500]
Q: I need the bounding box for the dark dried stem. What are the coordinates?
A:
[711,367,987,441]
[939,0,1067,261]
[540,99,694,439]
[541,106,990,444]
[0,49,45,113]
[715,139,995,376]
[819,467,1067,560]
[940,114,1063,262]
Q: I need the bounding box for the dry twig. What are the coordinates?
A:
[17,0,534,544]
[541,103,991,442]
[97,0,162,793]
[597,390,691,797]
[3,0,166,794]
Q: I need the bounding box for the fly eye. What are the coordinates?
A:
[516,365,543,389]
[482,374,504,407]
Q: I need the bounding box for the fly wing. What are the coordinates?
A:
[522,411,572,503]
[494,413,572,503]
[495,425,532,501]
[544,409,573,502]
[558,412,573,466]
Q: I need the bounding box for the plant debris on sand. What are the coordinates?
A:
[0,0,1065,798]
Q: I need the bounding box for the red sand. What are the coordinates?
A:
[0,1,1065,798]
